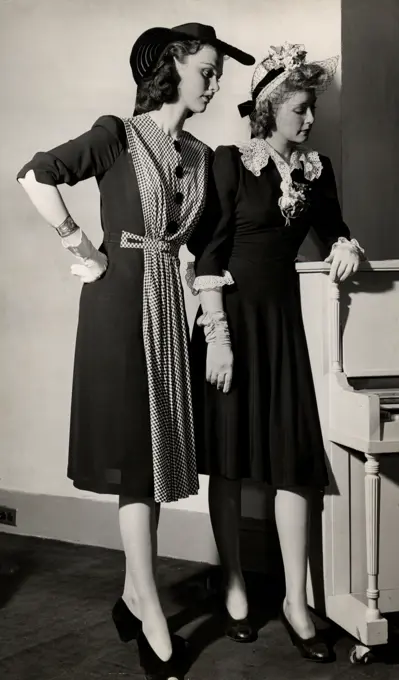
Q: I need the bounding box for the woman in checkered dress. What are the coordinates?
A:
[17,23,254,680]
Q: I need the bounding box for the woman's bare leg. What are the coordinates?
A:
[122,501,161,617]
[119,497,172,661]
[274,488,315,638]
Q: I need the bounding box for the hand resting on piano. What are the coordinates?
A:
[324,236,365,282]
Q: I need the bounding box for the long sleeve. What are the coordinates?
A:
[309,156,351,255]
[17,115,126,187]
[188,145,239,278]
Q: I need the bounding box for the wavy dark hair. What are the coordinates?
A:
[250,63,327,139]
[134,40,214,114]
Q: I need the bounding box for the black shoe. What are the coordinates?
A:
[137,631,189,680]
[112,597,142,642]
[279,607,333,662]
[225,612,257,643]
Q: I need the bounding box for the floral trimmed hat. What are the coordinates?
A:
[238,43,338,117]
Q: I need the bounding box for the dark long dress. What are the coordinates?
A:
[17,113,211,501]
[190,142,351,488]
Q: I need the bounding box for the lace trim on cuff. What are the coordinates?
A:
[185,262,234,296]
[330,236,366,260]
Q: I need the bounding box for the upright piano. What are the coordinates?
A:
[297,259,399,661]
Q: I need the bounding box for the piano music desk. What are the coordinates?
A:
[297,259,399,663]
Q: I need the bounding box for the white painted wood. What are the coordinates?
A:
[364,455,382,621]
[329,283,342,372]
[295,260,399,273]
[299,262,399,649]
[326,594,388,646]
[341,278,399,378]
[329,445,352,595]
[362,588,399,614]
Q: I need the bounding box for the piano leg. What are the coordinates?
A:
[347,454,384,664]
[364,454,382,623]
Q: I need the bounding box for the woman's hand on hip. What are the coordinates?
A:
[70,251,108,283]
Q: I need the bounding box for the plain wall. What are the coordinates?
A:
[341,0,399,259]
[1,0,341,520]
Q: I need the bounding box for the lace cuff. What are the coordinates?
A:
[330,236,366,260]
[185,262,234,296]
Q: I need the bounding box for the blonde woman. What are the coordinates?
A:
[189,43,364,663]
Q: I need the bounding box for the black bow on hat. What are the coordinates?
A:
[238,66,285,117]
[130,22,255,84]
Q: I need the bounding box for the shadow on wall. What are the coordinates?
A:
[298,78,342,261]
[341,0,399,260]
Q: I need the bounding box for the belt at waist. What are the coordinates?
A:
[103,231,179,258]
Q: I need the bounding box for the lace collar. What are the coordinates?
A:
[237,138,323,181]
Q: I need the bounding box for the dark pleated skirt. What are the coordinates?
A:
[190,262,329,489]
[67,240,154,497]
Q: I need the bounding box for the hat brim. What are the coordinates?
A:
[254,56,339,109]
[131,26,255,84]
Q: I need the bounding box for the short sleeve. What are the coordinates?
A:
[16,115,126,187]
[188,145,239,276]
[309,155,351,254]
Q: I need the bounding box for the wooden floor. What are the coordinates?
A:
[1,532,398,679]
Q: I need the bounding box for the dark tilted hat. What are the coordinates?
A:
[130,22,255,84]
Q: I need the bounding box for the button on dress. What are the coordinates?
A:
[18,113,211,502]
[190,143,351,488]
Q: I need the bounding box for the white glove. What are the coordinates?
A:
[62,228,108,283]
[206,344,234,393]
[324,237,365,282]
[197,311,233,393]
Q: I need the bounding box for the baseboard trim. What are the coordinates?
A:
[0,490,279,573]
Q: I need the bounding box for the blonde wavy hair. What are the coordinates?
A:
[250,63,328,139]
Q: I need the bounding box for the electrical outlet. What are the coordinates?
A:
[0,506,17,526]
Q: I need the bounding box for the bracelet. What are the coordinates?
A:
[197,311,231,346]
[55,215,79,238]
